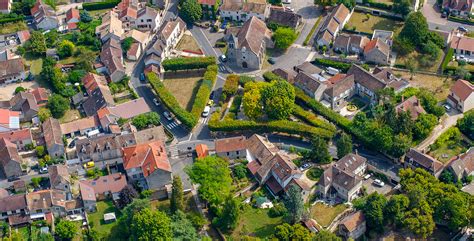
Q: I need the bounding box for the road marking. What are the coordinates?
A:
[187,133,193,142]
[306,51,316,62]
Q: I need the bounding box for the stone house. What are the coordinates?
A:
[48,165,71,193]
[0,138,23,179]
[0,194,28,222]
[42,118,65,158]
[9,91,39,122]
[100,38,125,83]
[215,136,248,161]
[404,148,444,178]
[316,4,351,47]
[447,147,474,182]
[446,79,474,113]
[0,0,12,14]
[0,58,27,85]
[226,16,273,70]
[0,129,33,151]
[338,211,366,240]
[95,11,124,43]
[219,0,270,22]
[31,0,59,30]
[363,38,390,65]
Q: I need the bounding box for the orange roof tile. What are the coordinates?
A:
[122,140,171,176]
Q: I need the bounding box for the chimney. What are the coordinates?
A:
[355,149,358,155]
[401,95,405,102]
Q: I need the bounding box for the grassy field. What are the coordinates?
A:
[231,207,283,239]
[447,61,474,72]
[88,201,122,238]
[176,34,202,53]
[310,203,348,228]
[163,76,202,111]
[0,21,28,35]
[345,12,403,34]
[395,49,445,73]
[59,109,82,123]
[392,71,455,100]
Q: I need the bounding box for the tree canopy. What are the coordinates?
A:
[25,31,46,56]
[186,155,233,205]
[47,94,70,118]
[55,220,78,240]
[307,136,332,163]
[181,0,202,23]
[170,175,184,213]
[261,80,295,120]
[284,185,304,224]
[273,27,297,50]
[336,133,352,159]
[130,208,172,240]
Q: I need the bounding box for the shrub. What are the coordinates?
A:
[269,203,288,217]
[161,56,216,71]
[262,71,285,82]
[82,0,120,10]
[239,75,255,86]
[442,48,454,72]
[222,74,239,98]
[0,16,24,25]
[147,73,197,128]
[292,105,336,132]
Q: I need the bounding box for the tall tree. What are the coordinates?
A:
[47,94,70,118]
[58,40,75,58]
[402,200,435,238]
[181,0,202,23]
[399,12,429,48]
[186,156,233,205]
[171,211,198,240]
[457,110,474,138]
[213,196,241,232]
[55,220,78,240]
[273,27,297,50]
[362,192,387,233]
[242,82,264,120]
[393,0,411,17]
[313,230,341,241]
[284,185,304,224]
[130,209,172,241]
[261,80,295,120]
[384,194,409,227]
[336,133,352,159]
[25,31,46,56]
[170,176,184,213]
[308,136,332,163]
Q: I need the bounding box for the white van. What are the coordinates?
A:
[202,106,211,117]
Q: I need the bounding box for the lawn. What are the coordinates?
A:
[59,109,82,124]
[395,49,445,73]
[151,193,197,213]
[392,71,455,100]
[231,206,283,239]
[163,75,202,111]
[310,203,348,228]
[176,34,202,54]
[0,21,28,35]
[16,226,30,240]
[306,167,324,181]
[87,201,122,238]
[345,12,403,34]
[24,55,43,77]
[430,142,466,163]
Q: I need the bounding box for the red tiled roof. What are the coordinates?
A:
[450,79,474,102]
[196,144,209,158]
[66,8,79,22]
[215,136,247,153]
[0,0,10,11]
[68,22,78,30]
[266,176,283,194]
[122,140,171,176]
[127,42,140,57]
[450,35,474,53]
[0,129,32,143]
[198,0,216,5]
[30,88,48,103]
[81,173,127,195]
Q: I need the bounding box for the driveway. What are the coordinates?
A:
[416,110,464,151]
[363,177,393,195]
[421,0,474,32]
[169,156,194,191]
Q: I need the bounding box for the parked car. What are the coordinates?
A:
[164,111,174,121]
[202,106,211,117]
[458,26,468,32]
[68,139,76,148]
[39,167,48,174]
[219,55,227,62]
[153,98,160,106]
[220,20,228,29]
[210,91,215,99]
[300,163,311,171]
[268,57,276,64]
[83,161,95,169]
[283,0,291,3]
[373,179,385,187]
[441,12,447,18]
[363,173,371,180]
[444,104,451,111]
[140,73,146,82]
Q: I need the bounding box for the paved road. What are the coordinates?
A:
[421,0,474,32]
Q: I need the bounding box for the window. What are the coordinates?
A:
[227,152,229,156]
[236,151,239,155]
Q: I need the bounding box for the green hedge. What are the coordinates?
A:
[161,57,216,71]
[190,65,217,120]
[263,71,286,82]
[312,59,369,73]
[448,16,474,25]
[303,15,322,46]
[441,48,454,73]
[0,16,24,25]
[208,112,335,139]
[147,73,198,129]
[292,105,336,132]
[364,0,392,10]
[82,0,120,10]
[222,74,239,97]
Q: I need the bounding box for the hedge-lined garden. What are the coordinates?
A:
[292,105,336,132]
[312,59,369,73]
[83,0,121,10]
[147,57,218,129]
[162,56,216,71]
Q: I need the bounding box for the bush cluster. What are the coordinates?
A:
[0,16,24,24]
[364,0,392,10]
[222,74,239,98]
[82,0,120,10]
[312,59,370,73]
[292,105,336,132]
[147,73,197,129]
[161,56,216,71]
[262,71,286,82]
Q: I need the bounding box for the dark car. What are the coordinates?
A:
[441,12,447,18]
[140,73,146,82]
[210,91,215,100]
[68,139,76,148]
[458,26,468,32]
[268,57,276,64]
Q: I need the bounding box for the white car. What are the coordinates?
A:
[164,111,174,121]
[202,106,211,117]
[153,98,160,106]
[363,173,371,180]
[373,179,385,187]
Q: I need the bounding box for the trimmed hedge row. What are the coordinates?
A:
[448,16,474,25]
[363,1,392,10]
[162,57,216,71]
[441,48,454,73]
[292,105,336,133]
[208,112,335,139]
[312,59,369,73]
[190,65,218,119]
[0,16,24,25]
[262,71,285,82]
[82,0,120,10]
[147,73,198,129]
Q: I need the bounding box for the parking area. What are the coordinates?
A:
[0,81,38,101]
[363,176,393,195]
[169,156,194,191]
